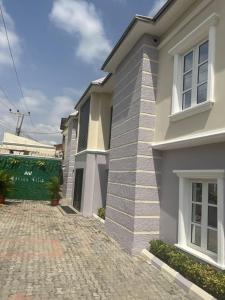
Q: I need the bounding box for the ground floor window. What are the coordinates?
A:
[191,181,217,254]
[174,170,225,269]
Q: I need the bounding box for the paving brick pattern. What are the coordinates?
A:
[0,201,194,300]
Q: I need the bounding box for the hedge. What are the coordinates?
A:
[97,207,105,220]
[150,240,225,300]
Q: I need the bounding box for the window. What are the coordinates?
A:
[182,41,209,110]
[77,99,90,152]
[174,170,225,269]
[190,181,217,254]
[169,13,219,121]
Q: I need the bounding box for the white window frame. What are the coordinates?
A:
[188,180,218,257]
[169,13,219,122]
[181,40,209,110]
[173,170,225,269]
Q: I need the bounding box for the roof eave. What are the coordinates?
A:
[101,0,176,72]
[74,73,112,110]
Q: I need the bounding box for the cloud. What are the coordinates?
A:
[49,0,111,63]
[149,0,167,17]
[0,2,21,66]
[0,88,80,145]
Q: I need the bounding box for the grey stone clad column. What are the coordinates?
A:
[65,119,78,205]
[105,34,161,254]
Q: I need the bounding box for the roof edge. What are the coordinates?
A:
[101,0,176,71]
[74,73,112,110]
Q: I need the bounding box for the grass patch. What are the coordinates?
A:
[150,240,225,299]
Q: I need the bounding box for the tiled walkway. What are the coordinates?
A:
[0,201,194,300]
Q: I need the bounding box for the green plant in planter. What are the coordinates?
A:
[45,177,61,206]
[97,207,105,220]
[0,170,13,204]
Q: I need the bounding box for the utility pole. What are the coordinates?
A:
[9,109,30,136]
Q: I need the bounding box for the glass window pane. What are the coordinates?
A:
[197,83,207,104]
[207,229,217,253]
[192,183,202,202]
[208,183,217,205]
[198,62,208,84]
[183,71,192,91]
[199,41,209,64]
[182,90,192,109]
[192,204,202,224]
[184,51,193,72]
[208,206,217,228]
[191,224,201,247]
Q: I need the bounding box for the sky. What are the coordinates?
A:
[0,0,166,145]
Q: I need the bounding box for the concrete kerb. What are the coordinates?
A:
[93,213,105,224]
[141,249,216,300]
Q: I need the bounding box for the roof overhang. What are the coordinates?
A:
[75,73,114,110]
[102,0,197,73]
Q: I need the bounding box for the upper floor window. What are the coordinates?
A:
[169,13,219,122]
[77,99,90,152]
[182,41,208,110]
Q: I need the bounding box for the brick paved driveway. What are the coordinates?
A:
[0,201,195,300]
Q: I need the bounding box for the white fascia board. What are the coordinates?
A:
[173,170,225,179]
[168,13,219,56]
[152,128,225,150]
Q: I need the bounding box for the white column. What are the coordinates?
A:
[172,54,181,114]
[178,177,186,246]
[217,177,225,267]
[208,25,216,102]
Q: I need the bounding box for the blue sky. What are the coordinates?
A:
[0,0,166,144]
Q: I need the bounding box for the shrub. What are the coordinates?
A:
[97,207,105,220]
[149,240,225,299]
[45,177,61,200]
[0,170,13,197]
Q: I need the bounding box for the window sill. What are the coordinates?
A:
[169,101,214,122]
[175,244,225,270]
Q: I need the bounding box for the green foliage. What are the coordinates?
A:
[0,170,13,196]
[36,160,46,169]
[149,240,225,299]
[45,177,61,200]
[9,158,20,167]
[97,207,105,220]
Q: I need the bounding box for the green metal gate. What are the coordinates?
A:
[0,155,61,200]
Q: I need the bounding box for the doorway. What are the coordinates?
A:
[73,169,84,211]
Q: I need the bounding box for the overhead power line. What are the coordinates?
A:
[0,4,35,129]
[0,85,19,111]
[0,96,11,110]
[0,120,13,132]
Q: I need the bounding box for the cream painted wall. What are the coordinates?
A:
[87,93,112,150]
[155,0,225,142]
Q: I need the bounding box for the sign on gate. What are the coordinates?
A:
[0,155,61,200]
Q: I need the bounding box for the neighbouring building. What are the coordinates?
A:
[60,111,79,205]
[72,75,113,216]
[0,132,56,157]
[63,0,225,269]
[54,143,64,158]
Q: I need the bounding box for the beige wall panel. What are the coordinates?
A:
[155,0,225,142]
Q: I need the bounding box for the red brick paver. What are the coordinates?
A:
[0,201,195,300]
